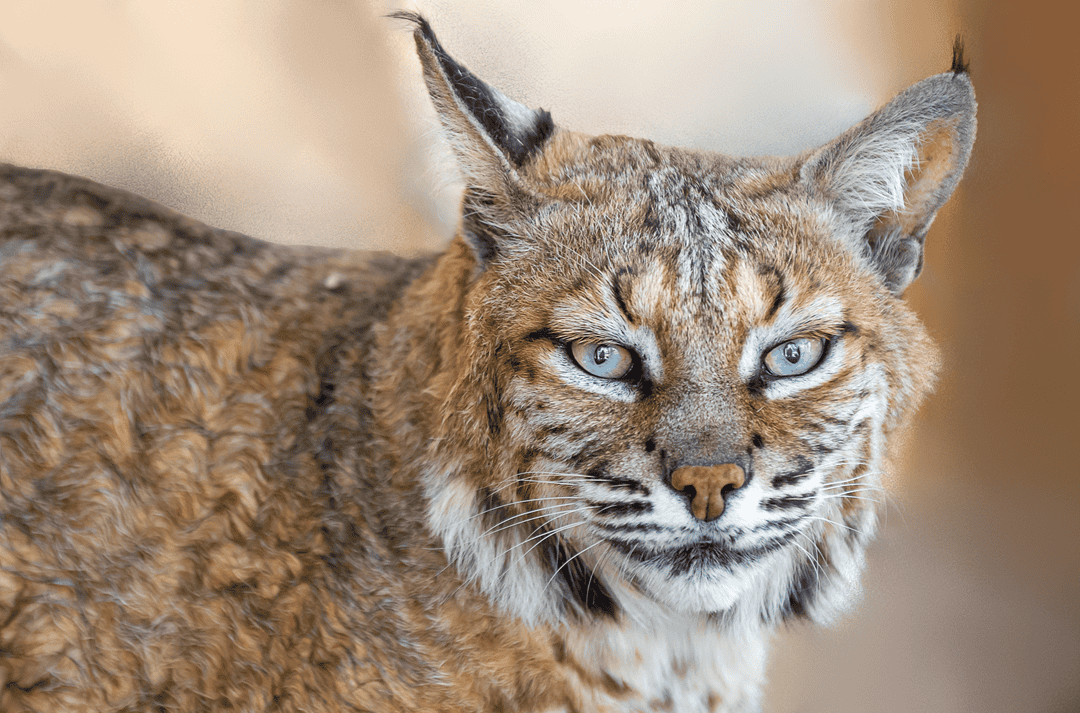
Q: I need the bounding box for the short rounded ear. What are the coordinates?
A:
[392,13,556,265]
[801,43,976,294]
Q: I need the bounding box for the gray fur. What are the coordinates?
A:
[801,71,977,293]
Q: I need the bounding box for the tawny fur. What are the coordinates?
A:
[0,17,974,713]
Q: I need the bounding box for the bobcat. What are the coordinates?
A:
[0,13,975,713]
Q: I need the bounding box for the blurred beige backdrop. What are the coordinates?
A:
[1,1,1077,711]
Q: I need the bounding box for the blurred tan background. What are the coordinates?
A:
[1,1,1077,711]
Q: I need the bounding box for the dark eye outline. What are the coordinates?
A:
[760,335,832,379]
[567,340,642,381]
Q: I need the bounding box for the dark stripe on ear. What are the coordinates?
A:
[540,533,618,620]
[392,12,554,166]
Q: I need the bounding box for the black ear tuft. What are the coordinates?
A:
[388,10,431,34]
[390,11,554,167]
[950,35,970,75]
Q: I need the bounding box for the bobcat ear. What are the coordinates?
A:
[394,12,554,263]
[396,12,554,169]
[801,41,976,294]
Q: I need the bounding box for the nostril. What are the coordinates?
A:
[669,464,747,522]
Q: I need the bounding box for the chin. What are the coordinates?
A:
[617,545,794,618]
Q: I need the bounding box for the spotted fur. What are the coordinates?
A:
[0,15,975,713]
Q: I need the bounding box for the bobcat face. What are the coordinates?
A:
[397,14,972,629]
[442,137,928,622]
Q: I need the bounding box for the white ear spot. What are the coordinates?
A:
[490,85,543,141]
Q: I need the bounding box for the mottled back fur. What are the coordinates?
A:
[0,16,975,713]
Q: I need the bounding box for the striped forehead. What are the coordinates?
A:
[642,168,738,250]
[616,168,737,313]
[541,162,847,336]
[611,245,846,339]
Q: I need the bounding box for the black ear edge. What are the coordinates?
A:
[389,11,554,167]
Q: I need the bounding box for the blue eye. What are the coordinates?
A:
[570,342,635,379]
[762,337,826,377]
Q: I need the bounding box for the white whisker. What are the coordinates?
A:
[477,505,593,541]
[544,539,608,592]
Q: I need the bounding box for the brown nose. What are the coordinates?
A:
[669,464,746,521]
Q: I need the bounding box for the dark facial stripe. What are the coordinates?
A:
[807,413,852,428]
[750,516,803,534]
[485,391,503,437]
[772,456,813,488]
[725,209,743,233]
[539,533,618,620]
[522,327,559,343]
[587,462,650,496]
[462,204,503,264]
[593,521,664,534]
[761,491,813,511]
[477,486,513,535]
[537,424,570,437]
[746,373,767,398]
[586,500,653,518]
[588,475,649,496]
[759,264,787,321]
[611,268,637,325]
[778,542,825,622]
[594,475,650,495]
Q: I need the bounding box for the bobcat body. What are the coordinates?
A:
[0,15,975,713]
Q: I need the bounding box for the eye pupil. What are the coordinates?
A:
[762,337,827,378]
[570,341,635,380]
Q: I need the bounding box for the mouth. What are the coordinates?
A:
[604,531,799,576]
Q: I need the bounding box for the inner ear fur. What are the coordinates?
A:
[801,50,976,294]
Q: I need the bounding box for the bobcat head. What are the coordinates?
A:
[384,14,975,631]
